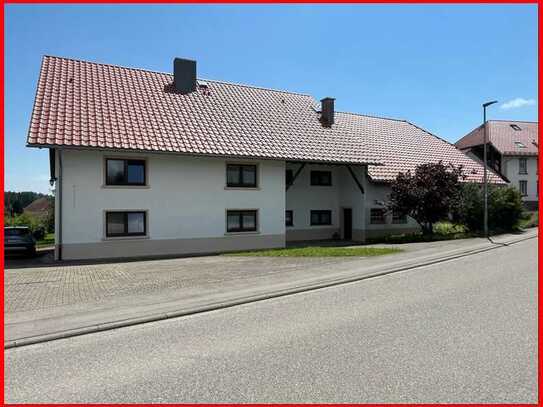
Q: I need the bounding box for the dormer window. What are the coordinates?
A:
[510,124,522,131]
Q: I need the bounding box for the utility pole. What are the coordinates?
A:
[482,100,498,238]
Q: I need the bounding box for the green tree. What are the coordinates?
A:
[4,191,51,215]
[452,183,524,232]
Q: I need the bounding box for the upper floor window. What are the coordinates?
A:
[370,208,386,224]
[310,210,332,226]
[310,170,332,186]
[227,164,257,188]
[519,158,528,175]
[519,180,528,196]
[106,159,146,186]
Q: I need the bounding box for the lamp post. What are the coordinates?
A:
[482,100,498,238]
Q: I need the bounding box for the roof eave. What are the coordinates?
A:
[26,143,384,167]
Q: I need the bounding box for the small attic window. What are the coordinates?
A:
[515,141,527,148]
[510,124,522,131]
[197,80,208,88]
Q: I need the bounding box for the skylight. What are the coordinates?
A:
[515,141,527,148]
[510,124,522,131]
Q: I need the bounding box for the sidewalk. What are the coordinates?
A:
[5,229,537,348]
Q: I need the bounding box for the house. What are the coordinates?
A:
[23,196,52,219]
[26,56,505,260]
[456,121,539,210]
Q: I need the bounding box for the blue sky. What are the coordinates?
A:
[5,4,538,193]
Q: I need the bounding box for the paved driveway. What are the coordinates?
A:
[5,230,537,345]
[6,253,367,314]
[4,231,534,315]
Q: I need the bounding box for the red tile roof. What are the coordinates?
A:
[23,197,52,216]
[340,113,504,183]
[456,120,538,156]
[27,56,505,184]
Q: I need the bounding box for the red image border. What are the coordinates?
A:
[1,1,540,406]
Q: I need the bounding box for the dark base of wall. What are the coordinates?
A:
[523,201,539,211]
[58,234,285,261]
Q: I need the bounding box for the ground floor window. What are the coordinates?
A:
[370,208,386,224]
[310,210,332,226]
[392,210,407,224]
[106,211,146,237]
[519,180,528,196]
[227,210,258,233]
[285,210,293,227]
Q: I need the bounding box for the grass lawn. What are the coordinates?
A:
[36,233,54,248]
[225,246,402,257]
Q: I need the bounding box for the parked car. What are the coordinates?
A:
[5,226,36,256]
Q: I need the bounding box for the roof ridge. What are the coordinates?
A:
[43,55,311,98]
[199,78,311,97]
[488,119,538,124]
[336,110,406,123]
[405,120,459,149]
[43,54,174,76]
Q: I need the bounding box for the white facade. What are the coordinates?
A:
[54,149,419,260]
[285,163,419,242]
[55,149,285,260]
[502,156,538,204]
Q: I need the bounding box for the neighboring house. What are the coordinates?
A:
[26,56,505,260]
[456,120,539,209]
[23,197,52,219]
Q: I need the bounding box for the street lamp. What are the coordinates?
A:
[482,100,498,238]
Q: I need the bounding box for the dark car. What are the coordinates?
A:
[5,227,36,256]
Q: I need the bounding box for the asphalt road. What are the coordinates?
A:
[5,238,538,403]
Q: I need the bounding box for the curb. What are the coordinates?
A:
[5,233,537,349]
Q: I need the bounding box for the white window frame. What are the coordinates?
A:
[519,158,528,175]
[519,180,528,196]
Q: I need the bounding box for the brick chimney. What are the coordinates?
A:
[321,97,335,127]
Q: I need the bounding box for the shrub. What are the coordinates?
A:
[32,226,46,240]
[5,212,48,236]
[388,161,464,235]
[451,183,484,231]
[488,186,524,231]
[44,207,55,233]
[452,183,524,232]
[520,211,538,229]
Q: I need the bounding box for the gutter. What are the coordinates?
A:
[27,143,385,168]
[57,149,63,260]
